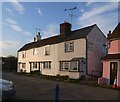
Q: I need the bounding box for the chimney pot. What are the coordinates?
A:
[38,32,40,35]
[109,30,111,34]
[107,30,111,38]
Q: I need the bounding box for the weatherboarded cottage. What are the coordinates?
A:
[18,22,107,79]
[100,23,120,86]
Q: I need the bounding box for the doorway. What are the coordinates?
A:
[110,62,118,85]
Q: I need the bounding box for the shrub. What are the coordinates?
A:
[20,69,23,72]
[30,70,40,75]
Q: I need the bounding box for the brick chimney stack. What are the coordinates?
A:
[34,31,41,42]
[60,22,71,36]
[107,30,111,38]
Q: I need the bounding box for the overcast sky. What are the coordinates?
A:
[1,0,119,57]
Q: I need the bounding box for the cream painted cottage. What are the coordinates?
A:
[18,22,107,79]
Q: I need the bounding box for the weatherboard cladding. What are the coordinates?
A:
[18,24,96,52]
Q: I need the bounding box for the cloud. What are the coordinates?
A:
[23,31,32,36]
[5,18,31,36]
[10,24,22,32]
[78,2,118,35]
[0,40,19,49]
[42,24,59,39]
[5,8,14,16]
[80,2,117,21]
[80,9,84,13]
[86,1,95,6]
[38,8,42,16]
[10,0,25,14]
[5,18,17,25]
[0,40,20,57]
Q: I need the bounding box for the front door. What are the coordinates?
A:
[110,62,118,85]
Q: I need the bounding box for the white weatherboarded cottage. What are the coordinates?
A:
[18,22,107,79]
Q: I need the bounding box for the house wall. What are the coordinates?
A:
[118,61,120,87]
[102,39,120,86]
[58,39,86,60]
[18,38,86,78]
[57,38,86,79]
[18,43,59,76]
[102,61,110,84]
[87,26,107,77]
[102,60,120,86]
[108,39,120,54]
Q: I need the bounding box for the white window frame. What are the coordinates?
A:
[60,62,70,71]
[70,61,79,71]
[33,48,37,55]
[22,51,26,58]
[33,62,37,69]
[22,63,26,69]
[65,41,74,52]
[44,45,50,55]
[43,61,51,69]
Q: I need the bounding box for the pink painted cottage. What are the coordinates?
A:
[100,23,120,87]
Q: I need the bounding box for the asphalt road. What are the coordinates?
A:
[2,72,119,101]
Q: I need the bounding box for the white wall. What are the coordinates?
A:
[57,38,86,78]
[18,38,86,78]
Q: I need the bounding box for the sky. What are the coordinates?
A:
[1,0,119,57]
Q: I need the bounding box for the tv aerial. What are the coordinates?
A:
[35,28,41,32]
[65,6,77,27]
[35,28,41,35]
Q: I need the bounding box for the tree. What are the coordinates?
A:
[2,56,18,72]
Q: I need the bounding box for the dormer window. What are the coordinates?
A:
[65,41,74,52]
[22,51,26,58]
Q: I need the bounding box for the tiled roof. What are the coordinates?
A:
[101,53,120,60]
[18,24,96,52]
[108,23,120,40]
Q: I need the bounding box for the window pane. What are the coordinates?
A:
[60,62,70,71]
[22,51,26,58]
[65,42,74,52]
[60,62,64,70]
[33,62,37,68]
[22,63,26,69]
[70,61,78,71]
[43,62,51,69]
[45,46,50,55]
[64,62,69,70]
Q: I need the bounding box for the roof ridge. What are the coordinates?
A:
[72,24,96,32]
[18,24,98,52]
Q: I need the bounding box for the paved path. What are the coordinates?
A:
[2,72,119,100]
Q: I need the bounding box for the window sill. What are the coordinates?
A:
[43,68,51,70]
[45,54,50,56]
[60,70,69,72]
[65,51,74,53]
[69,70,78,72]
